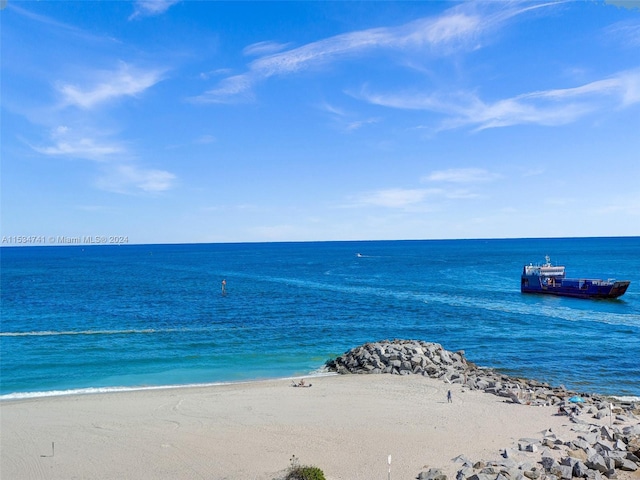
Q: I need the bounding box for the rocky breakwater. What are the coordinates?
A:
[325,339,640,480]
[326,338,470,380]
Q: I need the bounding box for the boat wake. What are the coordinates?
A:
[419,293,639,328]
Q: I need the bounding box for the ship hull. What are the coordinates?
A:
[521,277,630,299]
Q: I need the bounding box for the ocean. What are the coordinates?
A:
[1,237,639,400]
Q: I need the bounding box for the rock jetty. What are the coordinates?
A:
[325,339,640,480]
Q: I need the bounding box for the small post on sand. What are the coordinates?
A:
[388,454,391,480]
[41,442,54,458]
[609,402,613,428]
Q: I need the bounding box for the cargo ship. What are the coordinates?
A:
[521,256,630,299]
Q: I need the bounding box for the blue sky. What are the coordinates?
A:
[2,0,639,244]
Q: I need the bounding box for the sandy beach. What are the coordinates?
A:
[4,373,632,480]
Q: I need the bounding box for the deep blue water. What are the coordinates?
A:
[1,238,639,399]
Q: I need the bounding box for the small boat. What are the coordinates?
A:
[521,256,630,299]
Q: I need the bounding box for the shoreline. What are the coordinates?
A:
[0,372,339,402]
[2,373,639,480]
[3,377,640,404]
[3,367,639,403]
[2,352,640,402]
[0,371,342,402]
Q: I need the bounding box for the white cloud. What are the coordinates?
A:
[606,20,640,47]
[33,138,124,159]
[352,188,439,208]
[243,41,291,57]
[30,127,176,194]
[345,117,381,132]
[193,2,546,103]
[470,69,640,130]
[196,75,256,104]
[97,164,176,193]
[318,102,347,117]
[361,68,640,131]
[129,0,180,20]
[423,168,500,183]
[199,68,233,81]
[31,127,125,161]
[519,71,640,104]
[9,3,115,43]
[58,63,163,109]
[349,168,500,210]
[357,88,473,115]
[318,101,381,132]
[444,189,482,200]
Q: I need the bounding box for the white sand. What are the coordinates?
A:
[0,374,620,480]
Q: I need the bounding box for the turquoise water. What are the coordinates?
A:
[1,238,639,399]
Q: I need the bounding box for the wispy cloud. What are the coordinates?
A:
[197,75,256,104]
[423,168,501,183]
[349,167,501,210]
[31,126,176,194]
[33,137,125,159]
[57,63,164,109]
[31,126,125,161]
[198,68,233,81]
[96,164,176,193]
[348,188,443,209]
[129,0,180,20]
[318,102,381,132]
[469,69,640,130]
[8,3,117,43]
[362,68,640,131]
[345,117,382,131]
[193,2,546,104]
[12,12,172,195]
[444,189,482,200]
[318,101,347,117]
[193,0,639,135]
[245,14,479,78]
[354,188,437,208]
[243,41,291,57]
[605,19,640,46]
